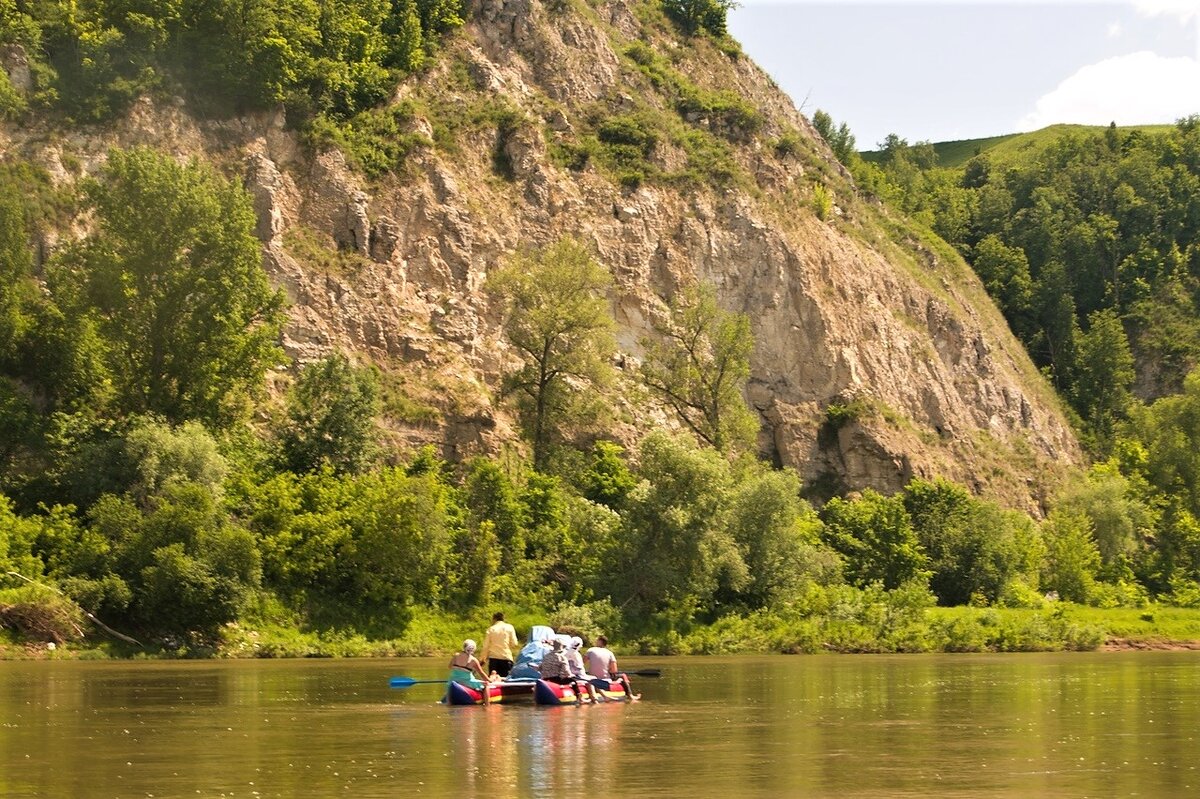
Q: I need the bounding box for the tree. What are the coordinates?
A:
[724,466,835,609]
[384,0,424,71]
[89,483,262,640]
[902,477,1027,605]
[821,489,929,590]
[278,353,380,475]
[615,433,746,619]
[1040,508,1100,603]
[0,174,32,365]
[812,109,857,166]
[972,234,1035,339]
[54,147,285,428]
[1074,308,1135,452]
[579,440,637,511]
[462,457,525,573]
[1055,460,1157,573]
[1126,368,1200,519]
[661,0,737,37]
[487,238,616,471]
[641,283,758,454]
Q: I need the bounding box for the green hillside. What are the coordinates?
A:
[863,124,1177,168]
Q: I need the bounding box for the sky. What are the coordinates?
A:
[727,1,1200,148]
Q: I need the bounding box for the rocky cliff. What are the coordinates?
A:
[1,0,1081,511]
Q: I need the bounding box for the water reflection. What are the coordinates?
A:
[443,698,629,796]
[1,654,1198,798]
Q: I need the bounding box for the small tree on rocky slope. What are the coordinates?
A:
[641,283,758,454]
[487,238,616,472]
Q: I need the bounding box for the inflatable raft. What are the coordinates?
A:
[533,678,635,705]
[445,679,537,706]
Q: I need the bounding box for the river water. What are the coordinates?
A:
[2,652,1197,798]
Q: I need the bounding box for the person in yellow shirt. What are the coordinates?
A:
[480,611,519,678]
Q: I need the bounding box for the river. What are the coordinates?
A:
[2,652,1197,797]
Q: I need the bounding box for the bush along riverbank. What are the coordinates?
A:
[10,589,1200,661]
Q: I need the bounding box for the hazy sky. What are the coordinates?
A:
[728,1,1200,148]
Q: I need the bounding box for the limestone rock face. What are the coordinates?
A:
[0,0,1081,509]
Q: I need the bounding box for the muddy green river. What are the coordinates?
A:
[2,652,1197,797]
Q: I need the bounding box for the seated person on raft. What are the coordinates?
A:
[586,635,632,697]
[566,636,588,680]
[539,638,599,702]
[449,639,492,688]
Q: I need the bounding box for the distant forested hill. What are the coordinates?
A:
[836,118,1200,453]
[861,124,1176,169]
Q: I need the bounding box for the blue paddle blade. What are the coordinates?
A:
[389,677,419,687]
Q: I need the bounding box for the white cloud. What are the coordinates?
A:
[1018,51,1200,131]
[1131,0,1200,22]
[1107,21,1124,37]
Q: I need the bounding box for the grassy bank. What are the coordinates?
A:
[6,603,1200,661]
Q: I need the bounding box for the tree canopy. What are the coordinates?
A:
[487,238,616,471]
[640,283,758,454]
[54,147,286,428]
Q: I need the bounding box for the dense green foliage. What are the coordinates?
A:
[275,353,381,475]
[804,114,1200,614]
[0,0,463,159]
[5,135,1200,654]
[7,19,1200,655]
[831,116,1200,454]
[58,148,286,427]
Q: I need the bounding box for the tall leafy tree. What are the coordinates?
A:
[487,238,616,472]
[1125,368,1200,519]
[1055,460,1157,573]
[821,489,929,590]
[53,147,285,428]
[1074,308,1135,452]
[615,432,746,619]
[277,353,381,475]
[641,282,758,454]
[661,0,737,37]
[384,0,424,71]
[812,109,857,165]
[1040,508,1100,603]
[902,477,1029,605]
[724,466,833,609]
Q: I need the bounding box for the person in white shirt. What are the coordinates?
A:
[566,636,588,679]
[585,635,632,699]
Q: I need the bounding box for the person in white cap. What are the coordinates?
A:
[539,637,598,703]
[566,636,588,680]
[448,639,490,687]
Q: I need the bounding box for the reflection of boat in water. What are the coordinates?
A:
[534,679,636,705]
[445,679,537,705]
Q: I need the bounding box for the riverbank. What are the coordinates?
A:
[5,602,1200,661]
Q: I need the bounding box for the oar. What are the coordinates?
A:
[389,676,448,688]
[623,669,661,677]
[389,676,542,688]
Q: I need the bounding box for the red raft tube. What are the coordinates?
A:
[534,678,637,705]
[445,680,537,706]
